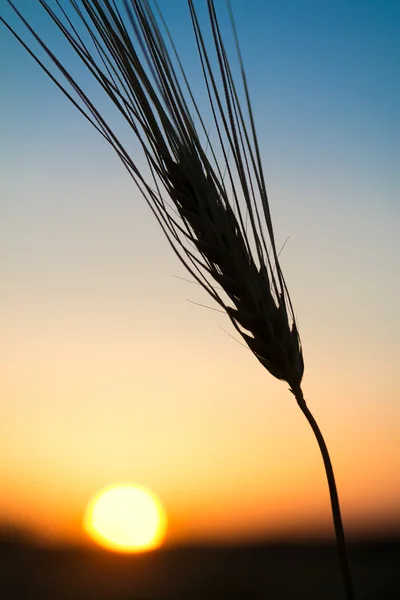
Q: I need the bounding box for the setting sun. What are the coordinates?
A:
[84,483,167,553]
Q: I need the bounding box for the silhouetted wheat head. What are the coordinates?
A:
[3,0,303,392]
[1,1,353,597]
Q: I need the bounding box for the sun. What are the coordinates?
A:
[84,483,167,553]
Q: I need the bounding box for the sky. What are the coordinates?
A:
[1,0,399,548]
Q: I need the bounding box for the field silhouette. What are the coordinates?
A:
[1,532,399,599]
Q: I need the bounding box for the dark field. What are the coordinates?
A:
[1,535,399,599]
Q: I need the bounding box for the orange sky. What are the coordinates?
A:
[1,1,399,549]
[2,305,399,546]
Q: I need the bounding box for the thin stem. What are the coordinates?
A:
[293,386,355,599]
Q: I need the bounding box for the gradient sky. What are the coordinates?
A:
[1,0,399,547]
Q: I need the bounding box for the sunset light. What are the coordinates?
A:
[1,1,399,591]
[84,484,167,553]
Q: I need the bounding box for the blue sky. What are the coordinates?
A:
[0,1,399,544]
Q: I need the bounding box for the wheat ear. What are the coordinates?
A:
[1,1,354,597]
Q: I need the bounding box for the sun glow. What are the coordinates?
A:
[84,483,167,553]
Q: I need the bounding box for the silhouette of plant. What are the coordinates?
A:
[1,2,354,597]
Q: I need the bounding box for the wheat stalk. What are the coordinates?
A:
[2,1,354,597]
